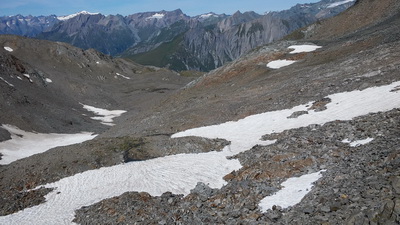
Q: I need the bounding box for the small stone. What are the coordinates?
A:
[320,206,331,213]
[268,211,282,220]
[303,206,314,214]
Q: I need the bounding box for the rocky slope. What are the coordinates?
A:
[0,35,193,136]
[0,0,399,224]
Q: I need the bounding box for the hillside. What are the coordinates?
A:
[0,35,193,137]
[0,0,400,224]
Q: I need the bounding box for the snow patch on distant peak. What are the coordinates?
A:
[0,77,14,87]
[3,46,13,52]
[81,104,126,126]
[342,137,374,147]
[267,60,296,69]
[288,44,322,54]
[146,13,165,20]
[327,0,356,8]
[199,13,216,19]
[57,11,100,21]
[116,73,131,80]
[259,170,326,211]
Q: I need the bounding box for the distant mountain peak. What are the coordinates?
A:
[57,11,100,21]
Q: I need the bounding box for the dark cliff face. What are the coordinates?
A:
[37,14,138,56]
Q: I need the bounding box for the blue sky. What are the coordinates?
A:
[1,0,320,17]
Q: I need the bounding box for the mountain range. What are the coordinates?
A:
[1,0,355,71]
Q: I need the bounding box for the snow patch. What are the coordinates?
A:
[57,11,100,21]
[45,78,53,83]
[23,73,33,82]
[146,13,165,20]
[259,170,325,211]
[288,45,322,54]
[200,13,215,19]
[81,104,126,126]
[327,0,356,8]
[116,73,131,80]
[267,60,296,69]
[342,137,374,147]
[0,77,14,87]
[3,46,13,52]
[0,125,96,165]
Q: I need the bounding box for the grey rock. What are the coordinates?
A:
[392,176,400,194]
[320,206,331,213]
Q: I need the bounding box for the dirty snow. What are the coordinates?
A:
[267,59,297,69]
[116,72,131,80]
[342,137,374,147]
[1,81,400,224]
[0,125,96,165]
[3,46,13,52]
[288,45,322,54]
[327,0,356,8]
[0,77,14,87]
[259,170,325,211]
[81,104,126,126]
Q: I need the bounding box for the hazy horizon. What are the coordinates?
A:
[1,0,321,17]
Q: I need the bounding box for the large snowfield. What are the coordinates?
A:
[1,79,400,224]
